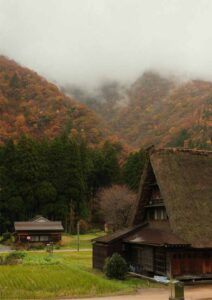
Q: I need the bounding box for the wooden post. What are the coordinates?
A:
[77,221,80,252]
[169,253,173,300]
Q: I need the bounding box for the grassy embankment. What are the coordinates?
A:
[60,231,104,250]
[0,251,160,299]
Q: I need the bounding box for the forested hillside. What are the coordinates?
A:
[0,135,125,232]
[65,72,212,150]
[0,57,136,231]
[0,56,123,148]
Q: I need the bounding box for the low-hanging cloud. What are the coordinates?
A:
[1,0,212,87]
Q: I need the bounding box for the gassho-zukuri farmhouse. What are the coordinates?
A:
[92,147,212,281]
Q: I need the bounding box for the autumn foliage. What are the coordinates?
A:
[0,56,127,150]
[70,72,212,150]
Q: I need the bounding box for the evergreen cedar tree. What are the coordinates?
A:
[122,149,146,191]
[0,135,144,233]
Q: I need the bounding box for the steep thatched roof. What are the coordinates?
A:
[132,148,212,248]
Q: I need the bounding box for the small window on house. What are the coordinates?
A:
[31,236,39,242]
[149,207,168,220]
[40,236,49,242]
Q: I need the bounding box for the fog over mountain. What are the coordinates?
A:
[1,0,212,87]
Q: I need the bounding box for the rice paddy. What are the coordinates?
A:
[0,251,159,299]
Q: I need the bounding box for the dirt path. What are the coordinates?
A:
[0,247,90,253]
[0,244,12,252]
[63,285,212,300]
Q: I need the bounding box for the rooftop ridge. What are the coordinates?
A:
[149,147,212,156]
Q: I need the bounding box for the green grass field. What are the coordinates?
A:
[0,251,160,299]
[60,231,104,250]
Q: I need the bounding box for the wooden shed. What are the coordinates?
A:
[14,215,64,243]
[93,147,212,281]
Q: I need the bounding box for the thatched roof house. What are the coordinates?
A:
[93,147,212,280]
[133,148,212,247]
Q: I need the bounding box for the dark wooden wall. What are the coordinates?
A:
[92,240,124,270]
[93,243,108,270]
[170,250,212,277]
[93,240,212,279]
[126,244,156,275]
[15,231,62,243]
[126,244,212,279]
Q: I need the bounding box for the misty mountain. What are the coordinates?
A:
[0,56,121,147]
[0,55,211,151]
[62,80,130,121]
[63,72,212,150]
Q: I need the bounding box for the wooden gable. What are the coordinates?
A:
[132,159,168,225]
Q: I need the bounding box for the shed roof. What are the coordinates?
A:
[133,147,212,248]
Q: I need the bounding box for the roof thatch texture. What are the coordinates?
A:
[133,148,212,248]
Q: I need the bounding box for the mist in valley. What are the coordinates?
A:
[1,0,212,91]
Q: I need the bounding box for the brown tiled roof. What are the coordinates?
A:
[132,147,212,248]
[124,226,189,247]
[14,216,64,231]
[93,223,147,243]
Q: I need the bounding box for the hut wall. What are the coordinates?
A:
[15,231,62,243]
[93,243,109,270]
[93,240,124,270]
[154,248,167,275]
[127,244,155,274]
[169,249,212,278]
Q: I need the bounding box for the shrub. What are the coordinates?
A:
[79,219,90,234]
[6,251,26,260]
[23,254,62,265]
[2,232,12,241]
[27,243,46,250]
[104,253,128,280]
[54,244,60,250]
[4,251,26,264]
[0,256,4,265]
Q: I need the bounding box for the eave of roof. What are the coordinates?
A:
[14,221,64,231]
[124,225,190,247]
[92,223,147,244]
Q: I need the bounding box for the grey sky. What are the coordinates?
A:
[1,0,212,87]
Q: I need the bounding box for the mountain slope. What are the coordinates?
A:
[113,73,212,149]
[66,72,212,150]
[0,56,120,147]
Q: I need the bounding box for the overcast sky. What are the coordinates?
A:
[1,0,212,87]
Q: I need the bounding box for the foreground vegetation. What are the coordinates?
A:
[0,251,160,299]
